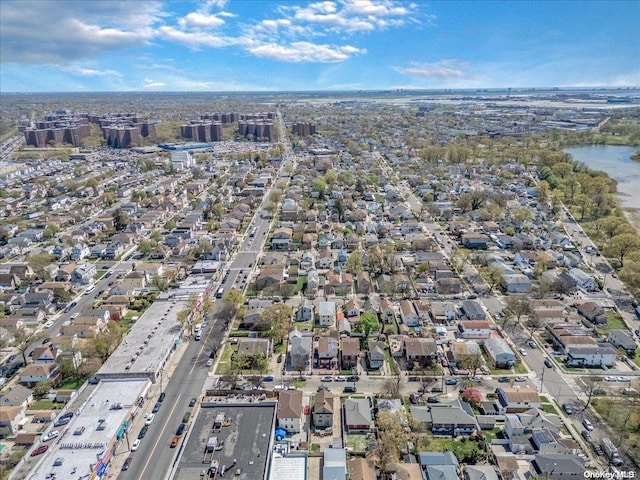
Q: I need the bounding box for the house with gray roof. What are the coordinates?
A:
[529,453,584,479]
[608,329,637,356]
[344,398,373,433]
[466,465,499,480]
[417,452,460,480]
[288,329,312,373]
[483,338,516,368]
[428,401,478,437]
[323,448,346,480]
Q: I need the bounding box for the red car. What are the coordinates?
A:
[31,445,49,457]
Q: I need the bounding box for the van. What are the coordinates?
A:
[84,285,95,295]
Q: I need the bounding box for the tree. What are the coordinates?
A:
[258,304,292,345]
[345,250,363,274]
[150,274,169,292]
[355,311,380,339]
[458,353,484,376]
[579,376,602,411]
[112,208,129,232]
[291,355,309,378]
[92,322,123,364]
[381,372,402,397]
[32,381,54,399]
[461,387,483,406]
[201,295,215,319]
[138,241,152,255]
[222,288,245,307]
[177,306,197,337]
[26,253,55,281]
[504,295,533,329]
[604,233,640,268]
[483,265,504,292]
[247,375,265,390]
[11,328,42,366]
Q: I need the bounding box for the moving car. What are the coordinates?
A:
[263,375,274,382]
[170,436,180,448]
[189,397,197,407]
[527,340,536,348]
[44,320,54,329]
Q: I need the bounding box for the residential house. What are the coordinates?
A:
[313,389,333,429]
[325,272,353,296]
[449,341,482,368]
[379,299,395,323]
[428,401,478,437]
[104,241,124,259]
[495,388,541,414]
[457,321,491,339]
[341,338,360,370]
[608,330,637,357]
[566,345,617,367]
[316,335,339,370]
[272,227,293,250]
[344,298,361,319]
[0,406,25,439]
[577,301,604,323]
[318,301,336,327]
[344,398,373,433]
[31,346,61,365]
[399,300,419,327]
[19,363,61,388]
[288,329,312,373]
[236,338,271,359]
[110,271,147,296]
[296,300,314,322]
[404,337,437,368]
[501,274,532,293]
[70,243,90,261]
[0,385,33,408]
[529,454,585,480]
[466,466,499,480]
[461,233,489,249]
[484,338,516,368]
[461,300,485,320]
[504,408,562,439]
[256,264,286,290]
[417,452,460,480]
[568,268,597,292]
[277,390,303,434]
[367,341,385,370]
[71,263,97,285]
[430,302,457,324]
[323,448,347,480]
[355,271,371,294]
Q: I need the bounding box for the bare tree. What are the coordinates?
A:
[458,353,484,376]
[10,328,42,366]
[381,372,402,397]
[579,376,603,411]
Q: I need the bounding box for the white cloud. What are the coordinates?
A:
[0,0,162,63]
[249,41,365,63]
[58,65,122,77]
[394,60,471,80]
[157,26,235,49]
[142,79,166,88]
[178,12,225,29]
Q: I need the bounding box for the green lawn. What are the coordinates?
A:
[215,344,237,374]
[93,271,107,280]
[599,311,625,333]
[57,378,84,390]
[541,404,557,414]
[384,348,397,374]
[345,434,368,453]
[489,362,528,375]
[539,395,550,403]
[29,400,58,410]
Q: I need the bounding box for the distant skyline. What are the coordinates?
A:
[1,0,639,92]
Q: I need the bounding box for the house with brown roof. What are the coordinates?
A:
[317,335,339,370]
[495,388,541,414]
[313,389,333,429]
[325,272,353,295]
[256,264,286,290]
[19,363,61,388]
[31,346,61,364]
[0,406,25,438]
[277,390,303,433]
[341,338,360,369]
[436,277,462,294]
[458,320,491,339]
[404,337,437,368]
[355,271,371,294]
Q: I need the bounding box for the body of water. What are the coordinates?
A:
[564,145,640,213]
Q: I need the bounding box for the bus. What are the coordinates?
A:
[216,287,224,299]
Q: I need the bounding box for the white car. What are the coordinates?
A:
[44,320,54,329]
[206,358,213,367]
[131,439,141,451]
[582,418,594,431]
[604,376,617,382]
[42,430,60,442]
[320,376,332,382]
[334,376,346,382]
[62,320,71,326]
[617,376,630,382]
[145,414,155,425]
[518,348,527,356]
[71,313,80,320]
[514,376,527,382]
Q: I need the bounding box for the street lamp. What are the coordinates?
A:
[539,361,550,394]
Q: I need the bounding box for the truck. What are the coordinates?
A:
[601,438,623,465]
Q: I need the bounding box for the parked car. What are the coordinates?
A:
[206,358,213,367]
[544,359,553,368]
[145,414,155,425]
[334,376,346,382]
[131,439,141,451]
[562,403,574,415]
[582,418,594,431]
[514,376,527,382]
[427,397,440,404]
[346,375,359,382]
[445,378,457,385]
[42,430,60,442]
[518,348,527,356]
[31,445,49,457]
[581,430,592,441]
[527,340,536,348]
[498,376,511,383]
[138,426,149,439]
[122,456,132,471]
[343,385,357,393]
[158,392,166,402]
[431,386,443,393]
[189,397,197,407]
[263,375,274,382]
[320,376,332,382]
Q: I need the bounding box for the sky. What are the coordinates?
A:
[1,0,639,92]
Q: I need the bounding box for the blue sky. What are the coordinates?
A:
[1,0,638,92]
